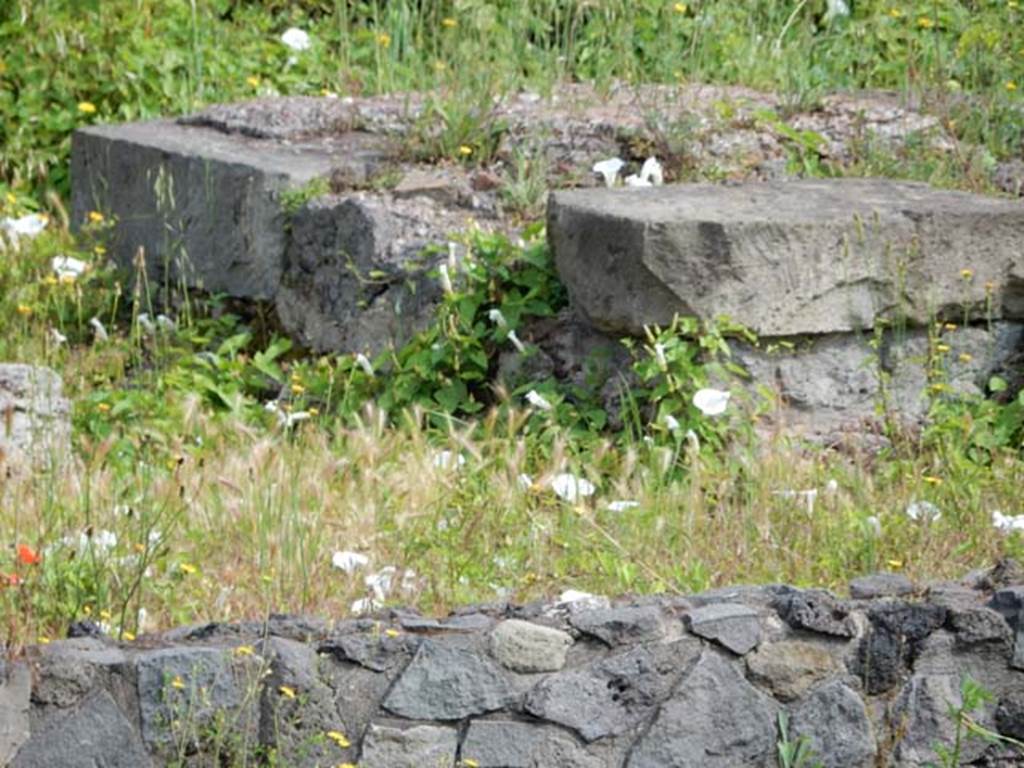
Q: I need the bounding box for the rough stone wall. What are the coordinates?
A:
[5,566,1024,767]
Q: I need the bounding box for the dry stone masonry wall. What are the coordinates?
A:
[5,565,1024,766]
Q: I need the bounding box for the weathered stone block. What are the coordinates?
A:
[549,179,1024,338]
[488,619,574,673]
[359,722,458,768]
[0,364,71,469]
[627,650,778,767]
[0,662,30,765]
[684,602,761,655]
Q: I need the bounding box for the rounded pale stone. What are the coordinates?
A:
[489,619,573,673]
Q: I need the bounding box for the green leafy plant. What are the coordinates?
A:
[777,711,824,768]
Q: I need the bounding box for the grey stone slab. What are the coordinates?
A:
[773,589,857,638]
[849,572,915,600]
[892,673,992,767]
[29,638,129,709]
[0,662,31,765]
[789,681,876,768]
[359,722,458,768]
[684,602,761,655]
[71,120,388,302]
[11,689,153,768]
[135,645,256,749]
[383,641,515,720]
[489,619,574,673]
[524,639,701,742]
[461,719,600,768]
[746,641,841,701]
[549,179,1024,338]
[569,605,678,646]
[0,364,71,468]
[627,650,778,768]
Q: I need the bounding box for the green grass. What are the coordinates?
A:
[2,0,1024,647]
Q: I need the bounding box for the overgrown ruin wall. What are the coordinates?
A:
[5,565,1024,767]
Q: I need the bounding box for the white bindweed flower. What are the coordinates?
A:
[624,174,652,188]
[825,478,839,496]
[365,566,397,601]
[525,389,553,411]
[685,429,700,453]
[351,597,382,615]
[556,589,608,611]
[280,27,311,51]
[906,499,941,522]
[52,255,88,281]
[487,308,508,328]
[332,550,370,573]
[824,0,850,22]
[993,511,1024,533]
[155,314,176,332]
[654,342,668,369]
[137,313,156,336]
[607,500,639,512]
[432,450,466,470]
[507,329,527,354]
[438,263,454,296]
[592,157,625,188]
[550,473,596,503]
[640,157,664,186]
[774,488,818,515]
[663,413,681,432]
[693,388,730,417]
[265,400,310,428]
[1,213,47,244]
[355,353,374,376]
[89,316,108,342]
[49,328,67,345]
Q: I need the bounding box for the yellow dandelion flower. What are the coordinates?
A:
[16,304,32,316]
[384,628,400,638]
[959,352,973,363]
[1008,81,1019,92]
[441,17,458,28]
[171,675,186,690]
[308,407,319,416]
[246,76,261,88]
[458,145,473,156]
[326,730,351,748]
[960,268,974,279]
[78,101,97,114]
[434,60,447,72]
[100,609,112,621]
[376,32,391,47]
[673,2,688,12]
[943,322,957,332]
[279,685,297,699]
[888,8,903,18]
[59,274,76,286]
[6,192,16,205]
[179,562,198,575]
[985,280,997,292]
[38,636,51,645]
[42,275,58,286]
[88,210,104,223]
[290,383,306,395]
[917,16,934,28]
[234,645,255,656]
[123,631,136,641]
[923,475,942,485]
[97,403,111,413]
[94,245,106,255]
[935,343,951,354]
[463,761,481,768]
[887,559,904,569]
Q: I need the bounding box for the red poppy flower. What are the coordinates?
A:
[17,544,41,565]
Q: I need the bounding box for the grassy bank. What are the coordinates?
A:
[1,0,1023,647]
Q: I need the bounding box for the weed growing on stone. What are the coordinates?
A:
[776,711,824,768]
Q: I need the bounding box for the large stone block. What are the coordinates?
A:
[0,364,70,469]
[70,117,388,300]
[549,179,1024,338]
